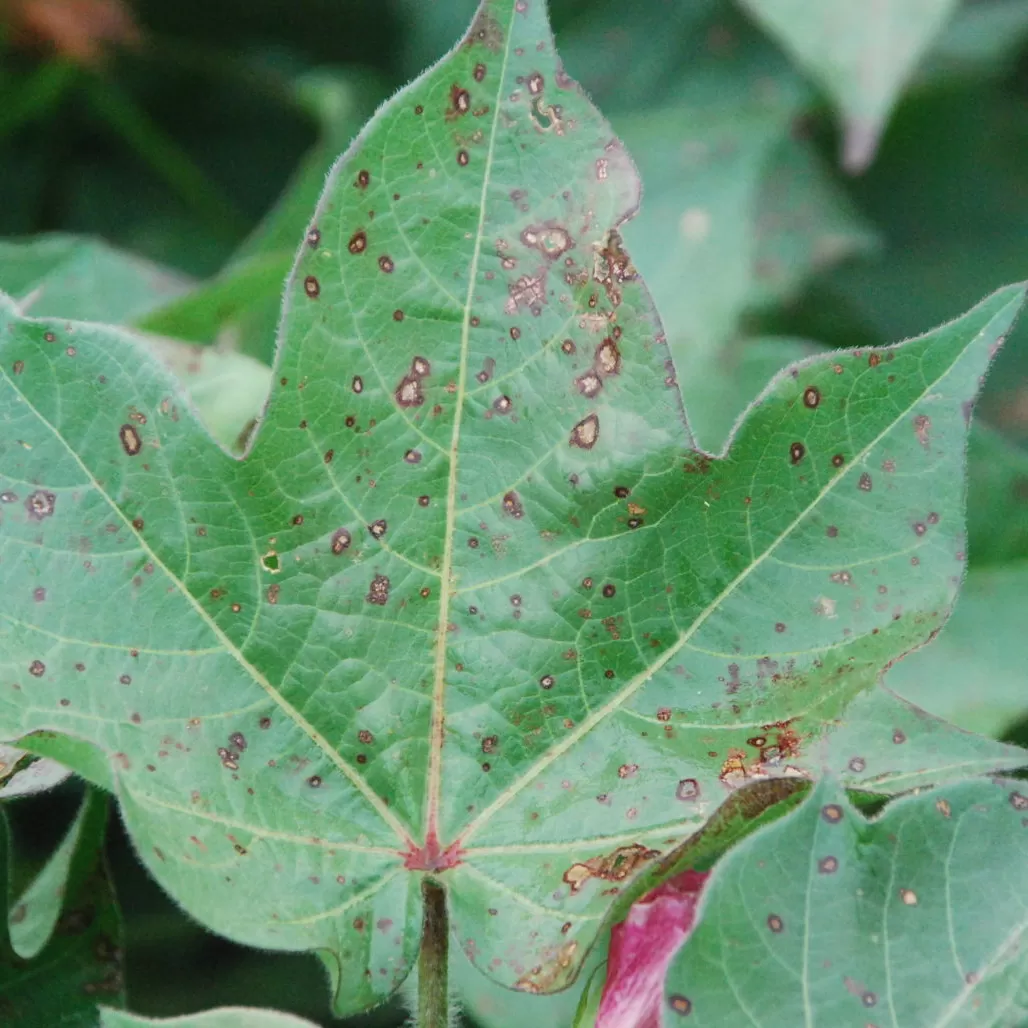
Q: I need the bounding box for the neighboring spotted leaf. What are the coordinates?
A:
[738,0,959,171]
[665,777,1028,1025]
[1,790,124,1025]
[0,0,1021,1014]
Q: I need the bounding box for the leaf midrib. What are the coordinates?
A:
[422,4,518,842]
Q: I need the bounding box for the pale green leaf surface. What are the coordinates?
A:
[0,235,190,325]
[0,0,1020,1011]
[0,743,71,797]
[739,0,960,170]
[100,1008,320,1028]
[1,790,123,1025]
[886,564,1028,738]
[666,777,1028,1026]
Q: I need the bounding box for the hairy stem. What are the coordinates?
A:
[418,877,449,1028]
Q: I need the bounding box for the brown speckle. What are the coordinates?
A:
[474,63,486,82]
[858,472,872,492]
[892,729,906,744]
[378,255,395,273]
[356,169,370,189]
[602,584,616,598]
[457,150,470,167]
[308,775,322,788]
[306,227,320,247]
[617,763,638,779]
[831,453,845,468]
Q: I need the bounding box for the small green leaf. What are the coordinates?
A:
[666,776,1028,1025]
[739,0,960,170]
[1,790,124,1025]
[0,0,1021,1012]
[100,1009,321,1028]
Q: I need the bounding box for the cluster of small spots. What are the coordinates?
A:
[502,490,524,518]
[367,574,390,606]
[25,489,56,521]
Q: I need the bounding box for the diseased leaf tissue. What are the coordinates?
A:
[0,0,1020,1015]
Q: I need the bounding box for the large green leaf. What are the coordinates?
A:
[739,0,959,171]
[666,776,1028,1025]
[0,0,1021,1013]
[1,790,124,1025]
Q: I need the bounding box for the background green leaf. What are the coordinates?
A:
[666,776,1028,1025]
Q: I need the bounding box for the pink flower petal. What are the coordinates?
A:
[595,869,709,1028]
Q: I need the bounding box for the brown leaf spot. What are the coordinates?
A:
[789,441,805,464]
[570,413,599,449]
[457,150,470,167]
[367,574,390,605]
[368,519,387,540]
[802,386,821,408]
[119,423,143,456]
[26,490,56,520]
[767,913,784,933]
[858,472,873,492]
[352,375,364,394]
[562,843,658,893]
[913,414,931,448]
[595,337,621,375]
[473,63,486,82]
[676,778,700,801]
[818,855,838,874]
[306,226,320,247]
[892,729,906,744]
[356,169,370,189]
[539,674,555,689]
[668,995,692,1016]
[502,491,524,518]
[348,230,367,254]
[303,276,320,299]
[831,453,845,468]
[617,763,638,779]
[575,371,602,397]
[331,528,352,555]
[395,375,424,408]
[29,659,45,677]
[821,804,844,824]
[378,255,395,273]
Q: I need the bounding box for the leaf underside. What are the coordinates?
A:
[0,0,1021,1012]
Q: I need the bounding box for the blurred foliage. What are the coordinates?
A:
[1,0,1026,1024]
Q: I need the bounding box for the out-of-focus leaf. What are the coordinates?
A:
[682,335,820,452]
[666,777,1028,1025]
[139,67,382,362]
[100,1008,321,1028]
[921,0,1028,83]
[4,0,140,65]
[886,564,1028,738]
[966,425,1028,567]
[1,789,124,1025]
[0,0,1021,1011]
[595,869,708,1028]
[0,234,190,324]
[0,743,71,797]
[144,336,272,452]
[738,0,959,171]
